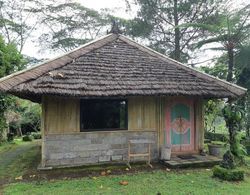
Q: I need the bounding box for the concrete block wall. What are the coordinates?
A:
[44,130,158,167]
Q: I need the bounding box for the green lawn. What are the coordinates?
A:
[3,167,250,195]
[0,139,40,182]
[1,140,250,195]
[0,138,24,153]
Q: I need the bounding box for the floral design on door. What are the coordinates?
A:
[166,99,195,152]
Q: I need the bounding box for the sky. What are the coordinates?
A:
[22,0,250,66]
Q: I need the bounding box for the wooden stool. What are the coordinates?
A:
[127,139,154,169]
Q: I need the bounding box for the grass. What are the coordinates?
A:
[0,138,24,153]
[0,139,40,182]
[1,140,250,195]
[3,167,250,195]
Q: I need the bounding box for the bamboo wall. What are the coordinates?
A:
[127,97,156,130]
[42,96,204,152]
[42,96,80,135]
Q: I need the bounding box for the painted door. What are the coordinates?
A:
[165,99,195,152]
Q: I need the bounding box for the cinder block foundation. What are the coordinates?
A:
[43,131,158,167]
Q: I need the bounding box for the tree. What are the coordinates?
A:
[0,0,45,52]
[0,35,25,142]
[126,0,223,63]
[6,98,41,136]
[236,44,250,137]
[190,5,250,81]
[200,55,228,80]
[191,6,250,167]
[38,2,110,52]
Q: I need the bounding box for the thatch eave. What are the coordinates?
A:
[0,33,247,101]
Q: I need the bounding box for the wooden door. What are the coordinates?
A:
[165,99,195,153]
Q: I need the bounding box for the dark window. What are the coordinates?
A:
[80,99,128,131]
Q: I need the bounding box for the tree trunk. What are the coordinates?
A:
[173,0,181,61]
[227,47,234,82]
[17,126,22,137]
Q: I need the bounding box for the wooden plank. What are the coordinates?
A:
[129,153,150,157]
[194,99,205,151]
[41,96,46,167]
[44,96,80,134]
[129,139,154,144]
[128,97,157,130]
[143,97,156,129]
[128,97,143,130]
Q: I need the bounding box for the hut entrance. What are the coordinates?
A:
[165,99,195,153]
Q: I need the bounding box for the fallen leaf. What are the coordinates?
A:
[166,168,171,172]
[119,181,129,186]
[15,176,23,180]
[100,171,106,176]
[125,168,130,171]
[106,170,111,174]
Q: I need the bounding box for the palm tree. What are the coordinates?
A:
[236,44,250,137]
[183,5,250,165]
[191,5,250,82]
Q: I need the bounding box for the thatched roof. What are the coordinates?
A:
[0,33,247,102]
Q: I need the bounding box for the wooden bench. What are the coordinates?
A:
[127,139,154,169]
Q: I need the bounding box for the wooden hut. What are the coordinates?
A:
[0,33,246,168]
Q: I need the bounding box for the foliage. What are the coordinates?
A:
[205,131,228,142]
[0,0,45,52]
[220,150,236,169]
[222,103,246,166]
[236,44,250,137]
[22,134,33,142]
[38,1,123,52]
[127,0,224,62]
[200,55,228,80]
[0,36,25,76]
[186,5,250,81]
[204,100,227,136]
[0,36,25,142]
[30,132,41,139]
[213,165,244,181]
[7,98,41,135]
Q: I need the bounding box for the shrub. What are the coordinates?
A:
[213,165,244,181]
[205,131,228,142]
[22,134,33,142]
[7,133,14,142]
[31,132,41,139]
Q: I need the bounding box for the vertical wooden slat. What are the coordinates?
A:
[128,97,143,130]
[143,97,156,129]
[45,96,80,134]
[195,99,205,151]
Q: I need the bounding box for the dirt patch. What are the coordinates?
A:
[20,162,166,183]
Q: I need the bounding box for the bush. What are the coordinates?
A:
[31,132,41,139]
[7,133,14,142]
[213,165,244,181]
[205,131,228,142]
[22,134,33,142]
[242,139,250,155]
